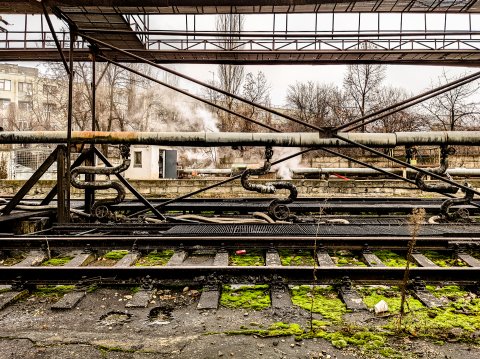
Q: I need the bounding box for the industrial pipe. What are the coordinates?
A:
[293,168,480,177]
[2,131,480,147]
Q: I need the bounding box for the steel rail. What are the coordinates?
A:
[0,235,476,250]
[0,266,478,285]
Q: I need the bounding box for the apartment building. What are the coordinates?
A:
[0,63,62,132]
[0,63,37,130]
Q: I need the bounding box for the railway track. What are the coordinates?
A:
[1,229,479,311]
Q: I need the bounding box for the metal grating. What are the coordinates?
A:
[163,223,480,237]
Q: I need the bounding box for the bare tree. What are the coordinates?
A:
[370,87,426,133]
[422,71,480,131]
[215,14,245,131]
[240,71,271,132]
[285,81,342,131]
[343,63,386,132]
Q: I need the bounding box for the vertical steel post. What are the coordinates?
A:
[65,28,75,222]
[57,145,67,223]
[85,50,96,214]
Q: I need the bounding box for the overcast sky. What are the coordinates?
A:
[173,63,474,107]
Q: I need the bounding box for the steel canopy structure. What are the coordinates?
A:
[1,1,480,64]
[3,1,480,14]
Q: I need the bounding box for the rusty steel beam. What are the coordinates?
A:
[1,131,480,147]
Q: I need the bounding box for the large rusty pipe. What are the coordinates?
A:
[2,131,480,147]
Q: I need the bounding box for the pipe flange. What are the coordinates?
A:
[268,201,290,221]
[94,205,110,220]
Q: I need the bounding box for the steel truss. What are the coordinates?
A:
[0,3,478,224]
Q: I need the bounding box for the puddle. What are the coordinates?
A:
[147,305,173,325]
[99,311,132,326]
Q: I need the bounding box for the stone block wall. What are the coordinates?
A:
[1,178,478,200]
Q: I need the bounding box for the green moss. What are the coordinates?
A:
[387,301,480,343]
[426,285,467,299]
[278,249,315,266]
[227,322,303,337]
[331,250,367,267]
[291,285,347,323]
[220,284,271,310]
[135,250,173,266]
[229,250,264,266]
[103,250,129,260]
[422,251,467,267]
[41,256,73,266]
[34,285,76,297]
[374,250,416,267]
[304,327,400,357]
[359,286,424,313]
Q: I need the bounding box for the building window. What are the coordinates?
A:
[18,101,32,112]
[133,151,142,168]
[43,102,56,116]
[18,82,32,94]
[17,119,28,131]
[43,84,57,95]
[0,98,10,109]
[0,79,11,91]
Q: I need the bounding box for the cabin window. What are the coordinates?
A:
[133,151,142,168]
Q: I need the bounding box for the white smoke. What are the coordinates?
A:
[272,147,303,180]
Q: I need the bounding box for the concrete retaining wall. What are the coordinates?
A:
[1,179,478,199]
